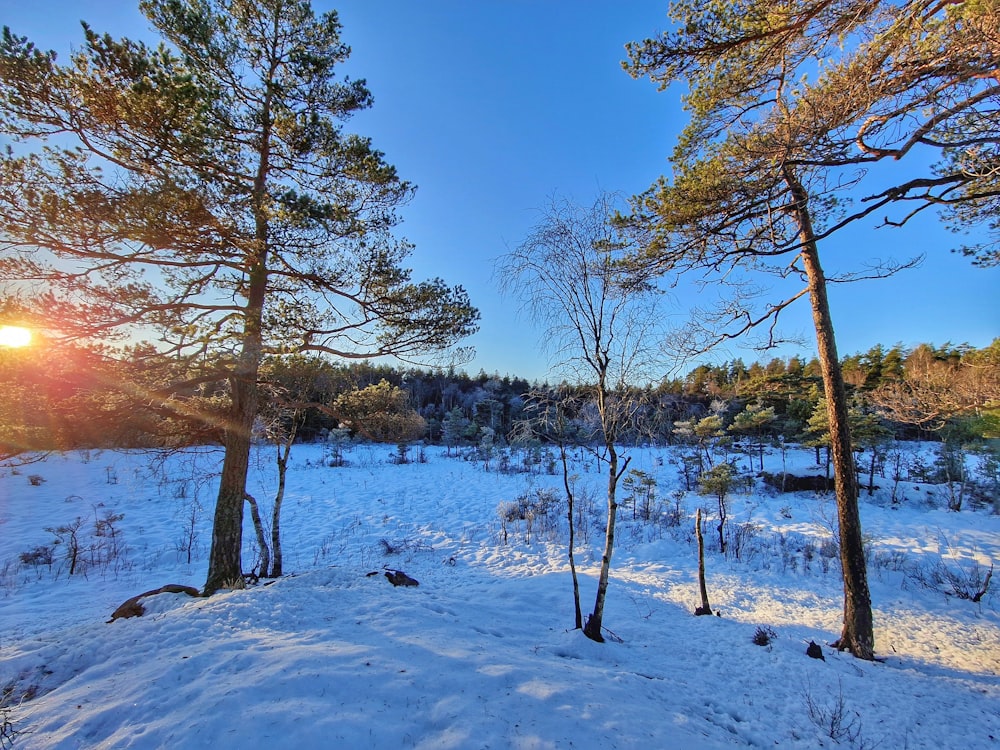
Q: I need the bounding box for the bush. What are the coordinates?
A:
[497,488,561,544]
[1,703,24,749]
[661,490,685,528]
[803,679,868,747]
[18,545,54,567]
[2,679,33,748]
[752,625,776,647]
[761,472,832,493]
[908,559,994,602]
[727,521,763,562]
[622,469,657,521]
[41,508,130,578]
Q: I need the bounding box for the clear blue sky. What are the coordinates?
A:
[4,1,998,382]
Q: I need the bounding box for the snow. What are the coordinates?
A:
[1,442,998,749]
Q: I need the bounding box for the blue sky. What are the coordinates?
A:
[4,1,997,382]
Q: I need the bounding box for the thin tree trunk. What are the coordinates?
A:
[269,438,292,578]
[716,492,728,556]
[560,440,583,630]
[585,446,630,643]
[268,415,299,578]
[584,445,618,642]
[695,507,712,615]
[245,491,270,578]
[786,166,874,660]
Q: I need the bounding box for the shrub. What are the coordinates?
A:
[45,518,85,575]
[622,469,657,521]
[698,463,738,554]
[661,490,685,528]
[803,679,865,746]
[752,625,776,647]
[18,545,54,567]
[1,702,25,749]
[727,521,763,562]
[908,559,994,602]
[761,472,832,492]
[497,488,561,544]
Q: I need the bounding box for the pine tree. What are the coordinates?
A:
[0,1,478,593]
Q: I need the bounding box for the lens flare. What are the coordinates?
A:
[0,326,32,347]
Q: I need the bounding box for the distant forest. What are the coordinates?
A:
[1,338,997,456]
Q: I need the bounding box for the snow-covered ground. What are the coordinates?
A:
[0,442,997,749]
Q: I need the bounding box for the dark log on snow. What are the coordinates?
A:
[107,584,201,622]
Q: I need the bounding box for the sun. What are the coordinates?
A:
[0,325,32,347]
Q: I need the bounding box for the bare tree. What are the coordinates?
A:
[499,193,664,642]
[522,387,586,629]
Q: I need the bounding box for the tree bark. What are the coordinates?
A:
[204,69,273,596]
[203,266,266,595]
[204,383,255,595]
[245,491,270,579]
[585,445,630,642]
[786,166,875,660]
[695,507,712,615]
[584,445,618,642]
[270,434,294,578]
[716,492,728,556]
[560,439,583,630]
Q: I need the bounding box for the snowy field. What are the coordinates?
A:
[0,441,997,749]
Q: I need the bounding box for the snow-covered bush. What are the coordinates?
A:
[907,558,994,602]
[497,488,562,544]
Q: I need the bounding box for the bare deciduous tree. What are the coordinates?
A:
[499,193,665,642]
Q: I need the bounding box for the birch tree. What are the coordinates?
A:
[499,193,663,642]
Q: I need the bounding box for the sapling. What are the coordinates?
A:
[698,463,737,555]
[45,517,85,575]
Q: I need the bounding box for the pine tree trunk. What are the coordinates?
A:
[203,92,272,595]
[785,166,874,660]
[204,384,255,595]
[204,256,267,594]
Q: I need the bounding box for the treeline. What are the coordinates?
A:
[1,339,997,457]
